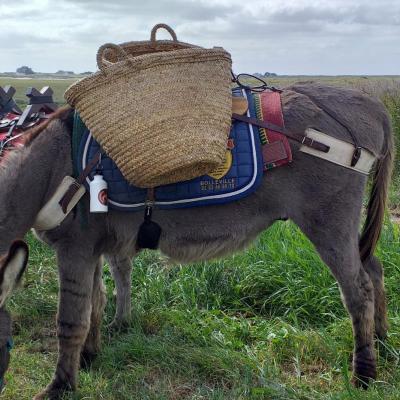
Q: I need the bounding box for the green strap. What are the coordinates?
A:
[71,112,86,179]
[71,112,89,230]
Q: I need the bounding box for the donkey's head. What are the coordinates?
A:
[0,240,28,392]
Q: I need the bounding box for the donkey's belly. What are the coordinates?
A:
[156,201,273,263]
[159,229,257,263]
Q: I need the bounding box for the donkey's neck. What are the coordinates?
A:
[0,119,72,253]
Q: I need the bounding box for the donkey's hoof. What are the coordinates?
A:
[352,375,373,390]
[352,365,377,389]
[33,380,73,400]
[33,389,63,400]
[80,350,98,370]
[352,345,377,389]
[108,317,131,333]
[375,324,388,342]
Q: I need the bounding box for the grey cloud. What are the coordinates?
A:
[351,3,400,25]
[1,0,399,75]
[247,1,400,30]
[60,0,231,21]
[0,32,60,48]
[1,8,43,19]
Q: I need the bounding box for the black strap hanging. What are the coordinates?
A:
[136,188,162,250]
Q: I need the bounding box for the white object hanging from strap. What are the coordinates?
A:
[90,174,108,213]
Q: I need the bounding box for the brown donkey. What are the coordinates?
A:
[0,241,29,393]
[0,83,394,399]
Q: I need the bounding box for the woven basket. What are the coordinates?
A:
[65,24,232,188]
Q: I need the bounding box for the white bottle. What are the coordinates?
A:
[90,174,108,213]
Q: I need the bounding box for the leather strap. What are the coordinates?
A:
[76,150,102,185]
[59,150,101,213]
[232,113,330,153]
[0,113,50,134]
[146,187,155,203]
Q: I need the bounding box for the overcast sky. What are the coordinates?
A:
[1,0,399,75]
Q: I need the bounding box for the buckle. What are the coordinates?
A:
[0,119,12,129]
[0,140,6,157]
[351,147,362,167]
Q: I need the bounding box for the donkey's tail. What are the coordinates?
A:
[359,113,394,261]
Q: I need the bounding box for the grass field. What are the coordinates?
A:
[4,222,400,400]
[0,77,76,109]
[0,76,399,399]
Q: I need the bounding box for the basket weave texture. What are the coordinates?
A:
[65,24,232,188]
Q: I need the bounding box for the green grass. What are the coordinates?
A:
[0,77,77,108]
[2,219,399,400]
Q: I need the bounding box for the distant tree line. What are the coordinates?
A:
[253,72,278,78]
[16,66,34,75]
[15,66,93,76]
[55,70,75,75]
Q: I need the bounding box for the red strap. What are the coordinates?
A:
[260,91,285,127]
[259,91,292,166]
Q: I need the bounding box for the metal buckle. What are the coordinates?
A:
[351,147,362,167]
[0,119,12,129]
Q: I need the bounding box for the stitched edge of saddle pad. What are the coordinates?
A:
[78,88,264,211]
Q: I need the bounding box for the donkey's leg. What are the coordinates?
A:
[363,255,388,340]
[292,214,376,387]
[106,253,133,329]
[81,258,107,368]
[34,249,98,400]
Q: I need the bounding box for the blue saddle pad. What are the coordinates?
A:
[77,88,263,211]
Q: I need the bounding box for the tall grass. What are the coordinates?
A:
[3,219,399,400]
[352,79,400,179]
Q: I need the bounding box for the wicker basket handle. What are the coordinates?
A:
[97,43,131,73]
[150,23,178,42]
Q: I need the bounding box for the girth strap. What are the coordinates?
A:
[232,113,330,153]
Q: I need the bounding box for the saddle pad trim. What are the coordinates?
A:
[81,89,261,209]
[256,91,292,169]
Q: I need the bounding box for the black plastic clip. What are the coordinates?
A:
[136,189,162,250]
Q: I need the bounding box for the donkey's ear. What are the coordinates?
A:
[0,240,28,307]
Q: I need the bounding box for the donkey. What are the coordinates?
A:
[0,82,393,399]
[0,240,29,393]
